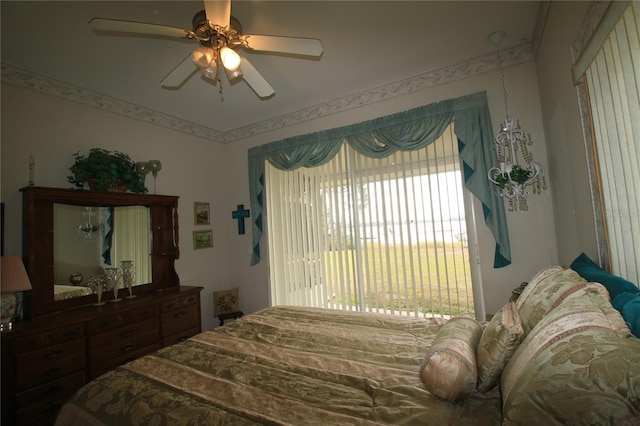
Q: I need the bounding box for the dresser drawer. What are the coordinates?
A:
[90,343,161,379]
[16,339,85,391]
[88,318,158,352]
[161,305,199,337]
[87,305,158,335]
[163,327,199,347]
[90,327,159,366]
[16,370,85,411]
[14,324,84,354]
[15,371,84,426]
[161,293,198,312]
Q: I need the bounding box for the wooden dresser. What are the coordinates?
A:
[1,286,202,426]
[2,186,196,425]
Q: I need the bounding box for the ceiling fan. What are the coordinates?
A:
[89,0,323,98]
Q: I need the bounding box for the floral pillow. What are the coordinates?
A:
[213,287,240,316]
[516,267,602,333]
[419,316,482,402]
[501,286,637,424]
[476,301,525,392]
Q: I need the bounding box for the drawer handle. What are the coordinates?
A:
[44,367,62,377]
[45,349,64,359]
[22,340,37,350]
[120,329,134,337]
[43,384,63,396]
[165,303,175,310]
[175,311,186,319]
[45,402,64,414]
[122,344,134,353]
[141,310,151,317]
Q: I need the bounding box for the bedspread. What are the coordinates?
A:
[54,284,93,301]
[55,306,502,425]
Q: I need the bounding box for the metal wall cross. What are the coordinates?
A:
[231,204,250,235]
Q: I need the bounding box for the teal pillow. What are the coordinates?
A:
[612,292,640,337]
[570,253,639,299]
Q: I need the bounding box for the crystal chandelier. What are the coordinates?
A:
[487,32,547,211]
[78,207,102,239]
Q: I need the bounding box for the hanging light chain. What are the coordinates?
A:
[497,44,510,119]
[487,33,547,212]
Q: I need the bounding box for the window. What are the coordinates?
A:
[575,1,640,283]
[266,124,477,317]
[249,92,510,324]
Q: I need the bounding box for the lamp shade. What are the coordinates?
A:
[220,47,241,71]
[199,62,218,81]
[1,256,32,293]
[225,65,243,81]
[192,47,215,68]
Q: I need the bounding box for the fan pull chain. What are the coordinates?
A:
[217,55,224,101]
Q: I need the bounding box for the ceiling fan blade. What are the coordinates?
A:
[90,18,192,39]
[243,35,323,57]
[240,57,275,98]
[204,0,231,27]
[161,54,198,88]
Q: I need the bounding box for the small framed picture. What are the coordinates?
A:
[193,230,213,249]
[194,202,210,225]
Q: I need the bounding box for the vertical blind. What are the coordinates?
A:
[266,124,474,317]
[113,206,152,285]
[580,1,640,283]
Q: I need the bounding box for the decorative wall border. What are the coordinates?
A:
[0,63,226,143]
[571,1,610,61]
[2,42,534,144]
[532,1,551,56]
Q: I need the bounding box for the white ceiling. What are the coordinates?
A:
[1,1,541,143]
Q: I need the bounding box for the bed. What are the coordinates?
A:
[53,284,93,301]
[55,306,503,425]
[53,265,640,425]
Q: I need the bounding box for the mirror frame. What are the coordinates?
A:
[21,186,180,319]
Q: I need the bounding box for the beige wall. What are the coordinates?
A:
[1,84,230,330]
[535,1,598,265]
[6,5,607,325]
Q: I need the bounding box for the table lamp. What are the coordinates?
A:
[1,256,32,331]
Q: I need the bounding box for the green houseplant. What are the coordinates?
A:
[67,148,148,193]
[494,164,532,189]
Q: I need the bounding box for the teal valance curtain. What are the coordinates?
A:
[248,91,511,268]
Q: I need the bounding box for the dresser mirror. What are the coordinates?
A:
[22,186,180,319]
[53,204,152,301]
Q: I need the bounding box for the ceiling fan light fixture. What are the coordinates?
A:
[220,46,241,70]
[225,65,243,81]
[90,0,323,99]
[199,63,218,81]
[192,46,215,68]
